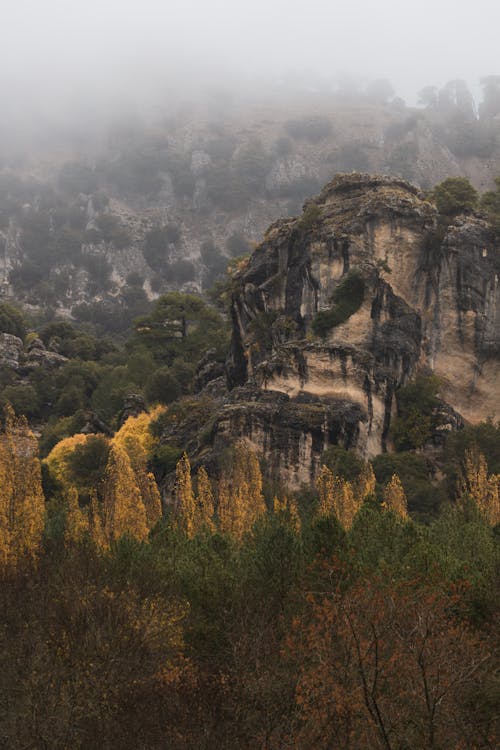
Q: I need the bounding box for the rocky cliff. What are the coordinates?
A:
[204,174,499,488]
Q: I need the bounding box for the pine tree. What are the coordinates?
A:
[195,466,215,533]
[175,453,196,538]
[0,405,45,566]
[64,486,89,545]
[382,474,408,519]
[102,444,149,544]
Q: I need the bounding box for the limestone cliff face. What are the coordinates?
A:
[213,174,499,487]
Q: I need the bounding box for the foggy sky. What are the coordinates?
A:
[3,0,500,120]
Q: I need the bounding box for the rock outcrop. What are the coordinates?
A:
[206,173,499,488]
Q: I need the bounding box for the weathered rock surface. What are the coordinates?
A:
[0,333,68,373]
[0,333,24,369]
[205,173,500,488]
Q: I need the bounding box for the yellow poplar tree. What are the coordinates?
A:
[89,490,106,548]
[357,463,376,501]
[217,475,237,537]
[102,444,149,544]
[460,448,500,526]
[316,464,336,516]
[195,466,215,533]
[112,405,165,466]
[273,495,301,532]
[219,442,266,539]
[138,471,163,529]
[336,479,360,530]
[112,407,164,529]
[316,464,361,529]
[175,453,196,538]
[382,474,408,519]
[0,405,45,566]
[64,486,89,545]
[44,433,94,489]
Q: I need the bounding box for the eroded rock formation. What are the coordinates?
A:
[207,174,499,487]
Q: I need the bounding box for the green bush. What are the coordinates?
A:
[480,176,500,228]
[312,270,365,337]
[298,203,321,231]
[431,177,478,215]
[225,232,250,257]
[1,384,39,417]
[145,367,182,405]
[0,302,27,339]
[392,375,440,450]
[371,451,443,517]
[320,445,365,482]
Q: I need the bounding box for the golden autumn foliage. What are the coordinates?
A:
[173,444,266,540]
[382,473,408,519]
[217,442,266,539]
[0,405,45,566]
[459,448,500,526]
[44,432,94,488]
[139,470,163,529]
[88,490,106,548]
[216,475,236,537]
[112,407,164,529]
[174,452,196,537]
[316,464,336,517]
[46,408,165,546]
[195,466,216,533]
[356,462,376,500]
[273,495,301,532]
[112,405,165,471]
[102,444,149,545]
[64,486,89,545]
[316,464,362,529]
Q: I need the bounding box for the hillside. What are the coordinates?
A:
[1,84,500,326]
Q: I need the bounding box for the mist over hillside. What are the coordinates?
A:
[0,4,498,748]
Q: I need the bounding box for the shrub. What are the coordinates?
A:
[371,451,444,517]
[1,384,39,417]
[298,203,321,231]
[392,375,441,451]
[145,367,182,405]
[225,232,250,257]
[431,177,478,215]
[94,214,131,249]
[312,271,365,337]
[321,445,364,481]
[480,176,500,228]
[167,259,196,284]
[284,116,333,143]
[0,302,27,339]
